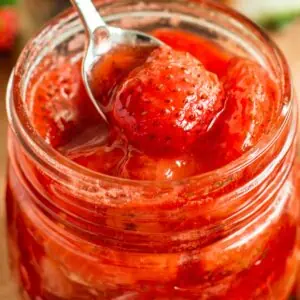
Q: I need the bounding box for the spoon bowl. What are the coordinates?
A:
[70,0,164,123]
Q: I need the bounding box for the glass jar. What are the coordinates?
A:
[6,0,299,299]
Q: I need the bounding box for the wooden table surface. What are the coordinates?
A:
[0,21,300,299]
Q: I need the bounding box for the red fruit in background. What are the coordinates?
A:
[0,7,18,51]
[216,57,277,165]
[112,46,225,156]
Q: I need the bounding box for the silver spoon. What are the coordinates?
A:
[70,0,163,123]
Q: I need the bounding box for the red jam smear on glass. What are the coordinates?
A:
[7,28,296,300]
[29,28,276,181]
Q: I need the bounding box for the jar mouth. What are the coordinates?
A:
[7,0,294,190]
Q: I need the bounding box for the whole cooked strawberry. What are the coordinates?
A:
[30,58,100,147]
[0,7,18,51]
[112,45,225,156]
[216,57,277,164]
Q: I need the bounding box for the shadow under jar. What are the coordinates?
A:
[5,0,299,299]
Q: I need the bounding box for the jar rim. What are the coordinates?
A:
[7,0,294,190]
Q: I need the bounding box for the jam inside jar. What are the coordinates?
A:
[6,0,299,299]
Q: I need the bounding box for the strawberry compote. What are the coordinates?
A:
[5,1,299,299]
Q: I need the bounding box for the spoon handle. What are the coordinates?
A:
[70,0,108,35]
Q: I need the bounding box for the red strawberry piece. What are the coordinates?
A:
[91,45,155,107]
[0,7,18,51]
[112,46,225,156]
[216,57,277,164]
[152,28,231,77]
[119,150,199,181]
[44,234,180,290]
[30,59,100,147]
[40,258,75,298]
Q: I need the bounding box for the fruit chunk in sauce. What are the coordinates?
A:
[29,29,277,181]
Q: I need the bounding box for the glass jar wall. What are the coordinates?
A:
[6,0,299,299]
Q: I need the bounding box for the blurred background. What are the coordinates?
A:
[0,0,300,298]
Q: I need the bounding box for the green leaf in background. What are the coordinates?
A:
[261,12,300,30]
[0,0,16,6]
[228,0,300,30]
